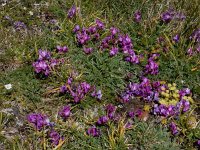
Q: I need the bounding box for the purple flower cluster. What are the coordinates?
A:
[121,77,160,103]
[33,60,50,75]
[189,28,200,43]
[60,79,104,102]
[169,122,178,135]
[153,104,177,117]
[33,50,51,76]
[49,130,62,145]
[153,99,190,117]
[58,105,71,120]
[173,34,180,43]
[75,19,104,47]
[56,45,69,53]
[161,9,186,23]
[97,116,109,125]
[68,5,76,19]
[144,54,159,75]
[33,49,65,76]
[38,49,51,60]
[100,28,140,63]
[87,126,100,137]
[161,10,174,23]
[179,87,190,96]
[70,82,91,103]
[83,47,93,54]
[27,113,50,130]
[13,21,26,30]
[91,88,102,100]
[105,104,116,119]
[134,10,142,23]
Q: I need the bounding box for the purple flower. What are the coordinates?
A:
[96,19,105,30]
[87,126,100,137]
[169,122,178,135]
[58,105,71,120]
[27,113,50,130]
[70,82,91,103]
[187,48,193,56]
[189,29,200,43]
[152,81,161,89]
[134,10,142,23]
[110,27,119,35]
[144,59,159,75]
[68,5,76,19]
[109,47,119,56]
[83,47,93,54]
[49,130,62,146]
[91,89,102,100]
[127,111,135,118]
[50,59,58,67]
[179,88,191,98]
[13,21,26,30]
[97,116,109,125]
[125,53,140,64]
[105,104,116,119]
[182,100,190,112]
[76,30,90,45]
[125,122,133,129]
[60,85,67,93]
[32,60,50,76]
[173,34,180,43]
[38,49,51,60]
[88,26,97,34]
[73,25,80,33]
[56,46,68,53]
[93,33,100,40]
[161,11,174,23]
[197,140,200,146]
[67,77,73,85]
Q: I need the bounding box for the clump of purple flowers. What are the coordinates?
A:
[83,47,93,54]
[33,60,50,76]
[97,116,109,125]
[134,10,142,23]
[87,126,100,137]
[161,9,186,23]
[169,122,179,135]
[189,28,200,43]
[58,105,71,120]
[179,88,191,98]
[69,82,91,103]
[153,104,177,117]
[33,50,51,76]
[13,21,26,30]
[56,45,69,53]
[91,88,102,100]
[75,19,104,47]
[49,130,63,146]
[143,54,159,75]
[27,113,50,130]
[33,49,64,76]
[109,47,119,56]
[38,49,51,60]
[121,77,160,103]
[68,5,76,19]
[105,104,116,119]
[161,10,174,23]
[100,28,140,63]
[173,34,180,43]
